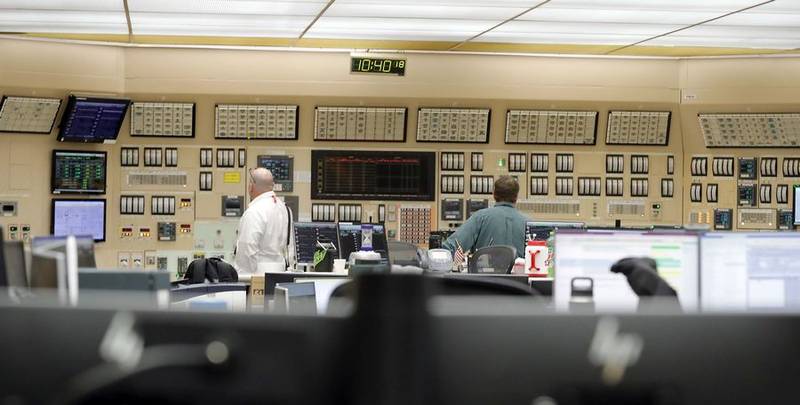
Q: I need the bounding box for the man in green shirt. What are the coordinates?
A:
[443,175,529,258]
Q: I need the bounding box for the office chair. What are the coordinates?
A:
[468,245,517,274]
[388,240,427,267]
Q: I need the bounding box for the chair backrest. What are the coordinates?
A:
[468,245,517,274]
[387,240,426,267]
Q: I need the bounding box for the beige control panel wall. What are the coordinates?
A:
[0,38,798,272]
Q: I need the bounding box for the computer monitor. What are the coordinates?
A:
[31,237,80,305]
[336,223,389,260]
[32,235,97,268]
[51,150,107,194]
[57,95,130,143]
[525,221,585,241]
[3,241,28,288]
[554,230,700,312]
[50,199,106,242]
[29,250,68,304]
[295,278,349,314]
[0,226,6,287]
[274,282,317,315]
[293,222,339,265]
[701,232,800,311]
[794,185,800,225]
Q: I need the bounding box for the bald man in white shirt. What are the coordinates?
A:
[234,168,294,275]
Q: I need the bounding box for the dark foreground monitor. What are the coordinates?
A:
[0,226,6,287]
[2,274,800,405]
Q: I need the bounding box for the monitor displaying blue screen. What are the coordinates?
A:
[51,199,106,242]
[57,96,130,143]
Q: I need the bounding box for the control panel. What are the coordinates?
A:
[257,155,294,192]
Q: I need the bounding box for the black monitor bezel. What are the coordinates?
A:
[293,221,340,265]
[57,95,131,143]
[51,149,108,195]
[50,198,107,242]
[311,150,436,201]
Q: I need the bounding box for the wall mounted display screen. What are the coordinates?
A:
[51,199,106,242]
[0,96,62,134]
[312,150,436,201]
[795,185,800,225]
[51,150,107,194]
[57,95,130,143]
[130,102,195,137]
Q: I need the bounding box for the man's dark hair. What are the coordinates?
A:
[494,175,519,203]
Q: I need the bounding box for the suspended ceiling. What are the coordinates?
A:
[1,0,799,57]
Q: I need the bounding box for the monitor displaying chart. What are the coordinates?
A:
[51,199,106,242]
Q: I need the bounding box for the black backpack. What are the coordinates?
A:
[182,257,238,284]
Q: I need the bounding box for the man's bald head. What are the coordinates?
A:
[249,167,274,199]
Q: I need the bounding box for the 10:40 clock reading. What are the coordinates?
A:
[350,57,406,76]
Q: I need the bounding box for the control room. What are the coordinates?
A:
[1,1,799,404]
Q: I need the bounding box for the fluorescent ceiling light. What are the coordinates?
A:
[323,3,529,19]
[128,0,327,15]
[305,16,498,40]
[130,13,314,36]
[0,0,123,11]
[477,21,682,45]
[0,11,128,34]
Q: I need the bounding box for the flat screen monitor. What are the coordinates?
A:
[50,199,106,242]
[554,230,699,313]
[32,235,97,268]
[274,282,317,315]
[311,150,436,201]
[295,278,349,314]
[701,232,800,311]
[525,221,585,241]
[3,241,28,288]
[51,150,107,194]
[57,95,130,143]
[293,222,339,265]
[29,250,66,292]
[794,185,800,225]
[0,227,6,287]
[337,223,388,261]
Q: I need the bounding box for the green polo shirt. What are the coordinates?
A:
[442,202,529,258]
